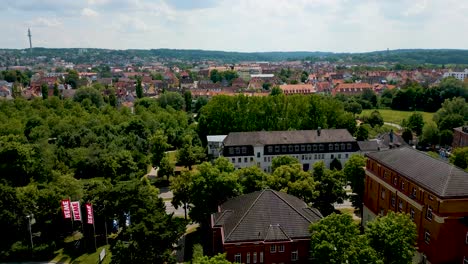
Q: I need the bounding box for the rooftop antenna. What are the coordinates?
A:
[27,28,32,53]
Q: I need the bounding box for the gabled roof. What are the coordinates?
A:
[223,129,355,146]
[366,147,468,198]
[212,189,322,243]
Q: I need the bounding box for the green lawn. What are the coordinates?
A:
[360,109,434,125]
[51,245,111,264]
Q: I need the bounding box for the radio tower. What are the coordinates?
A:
[27,28,32,53]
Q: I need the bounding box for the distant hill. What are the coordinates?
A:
[2,48,468,65]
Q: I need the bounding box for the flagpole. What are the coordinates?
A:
[69,197,74,232]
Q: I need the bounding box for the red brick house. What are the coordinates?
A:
[211,189,323,264]
[452,126,468,149]
[363,147,468,264]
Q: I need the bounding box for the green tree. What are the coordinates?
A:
[184,90,193,112]
[235,166,268,193]
[345,101,363,116]
[406,112,424,136]
[194,254,232,264]
[420,122,440,146]
[330,158,342,171]
[149,130,170,168]
[343,155,366,212]
[41,84,48,100]
[272,155,299,171]
[109,179,186,264]
[355,124,370,141]
[158,92,185,110]
[73,87,104,107]
[65,69,79,89]
[136,77,143,99]
[189,158,241,225]
[365,212,417,264]
[270,86,283,96]
[450,146,468,170]
[434,97,468,130]
[401,129,413,143]
[366,110,384,128]
[309,213,382,264]
[313,162,347,216]
[53,82,59,97]
[439,129,453,147]
[158,154,174,179]
[194,97,208,114]
[170,170,193,219]
[176,135,205,170]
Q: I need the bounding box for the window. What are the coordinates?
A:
[347,143,352,150]
[250,157,254,162]
[429,195,434,201]
[341,143,345,150]
[338,154,341,159]
[411,187,417,198]
[381,189,386,199]
[321,154,325,159]
[260,252,263,263]
[229,148,234,154]
[282,146,287,152]
[264,157,267,162]
[267,146,273,153]
[270,245,276,253]
[301,155,304,160]
[307,145,311,151]
[345,154,349,158]
[331,154,334,159]
[236,147,240,154]
[247,253,250,264]
[401,181,405,191]
[291,250,298,261]
[275,146,280,153]
[253,252,257,263]
[391,193,396,207]
[410,208,415,220]
[232,158,235,163]
[278,244,284,252]
[335,144,339,150]
[393,177,397,185]
[244,157,248,163]
[289,145,293,152]
[329,144,333,151]
[426,206,433,221]
[398,200,403,212]
[295,145,299,152]
[313,144,317,151]
[301,145,305,151]
[238,158,241,163]
[314,154,317,159]
[234,253,241,263]
[383,171,389,179]
[242,147,247,154]
[424,230,431,244]
[257,152,260,158]
[319,144,324,151]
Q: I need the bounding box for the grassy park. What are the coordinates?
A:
[360,109,435,125]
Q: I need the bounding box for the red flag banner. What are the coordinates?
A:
[61,199,72,219]
[86,203,94,225]
[71,201,82,221]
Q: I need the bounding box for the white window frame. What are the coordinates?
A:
[260,252,263,263]
[253,252,257,263]
[410,208,415,220]
[426,206,433,221]
[234,253,241,263]
[247,253,250,264]
[278,244,284,252]
[424,230,430,244]
[291,250,298,261]
[270,244,276,253]
[381,189,386,199]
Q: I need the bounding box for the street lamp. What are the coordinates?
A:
[26,214,34,250]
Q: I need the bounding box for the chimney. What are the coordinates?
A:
[317,127,321,136]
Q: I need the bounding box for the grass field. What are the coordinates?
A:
[360,109,434,125]
[51,245,111,264]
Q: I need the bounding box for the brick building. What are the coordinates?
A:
[211,189,323,264]
[452,126,468,149]
[363,147,468,264]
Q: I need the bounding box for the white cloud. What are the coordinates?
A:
[81,8,99,17]
[27,17,62,27]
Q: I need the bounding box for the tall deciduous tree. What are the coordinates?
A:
[136,77,143,99]
[176,135,205,170]
[343,155,366,212]
[309,213,382,264]
[149,130,170,168]
[235,166,268,193]
[449,146,468,170]
[184,90,192,112]
[313,162,347,216]
[53,82,59,97]
[170,170,193,219]
[406,112,424,136]
[41,84,48,100]
[365,212,417,264]
[355,124,370,141]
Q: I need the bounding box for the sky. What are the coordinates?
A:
[0,0,467,52]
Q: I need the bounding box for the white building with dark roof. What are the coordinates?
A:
[222,129,359,172]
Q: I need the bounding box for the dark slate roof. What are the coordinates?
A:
[213,189,323,243]
[366,147,468,198]
[358,141,379,152]
[223,129,355,146]
[376,131,408,148]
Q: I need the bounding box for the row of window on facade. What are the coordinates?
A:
[234,246,298,263]
[228,143,353,155]
[379,189,432,221]
[378,168,425,200]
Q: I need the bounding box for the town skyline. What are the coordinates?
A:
[1,0,468,52]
